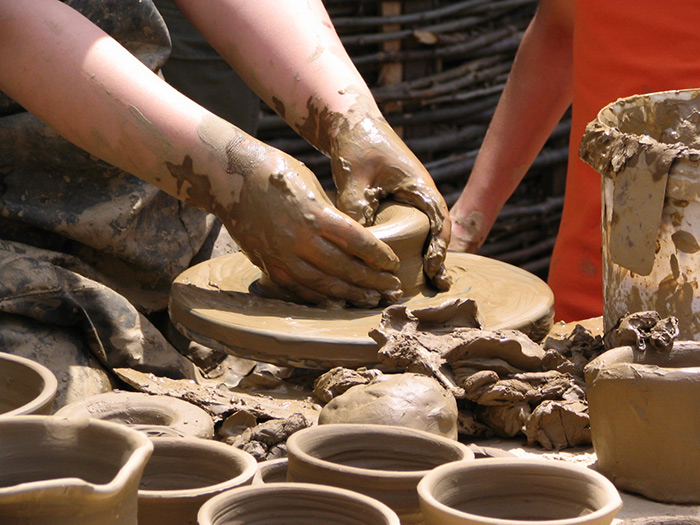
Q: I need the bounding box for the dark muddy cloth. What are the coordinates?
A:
[0,0,260,386]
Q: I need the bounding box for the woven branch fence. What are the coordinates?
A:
[257,0,569,279]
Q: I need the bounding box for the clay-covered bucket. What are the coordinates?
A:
[0,352,58,417]
[55,391,215,439]
[138,437,257,525]
[585,342,700,503]
[0,416,153,525]
[286,423,474,524]
[417,458,622,525]
[580,88,700,339]
[198,482,401,524]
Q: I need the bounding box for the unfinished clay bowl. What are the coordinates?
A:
[0,415,153,525]
[55,391,215,439]
[286,423,474,524]
[417,458,622,525]
[197,482,401,524]
[585,343,700,503]
[252,457,288,485]
[138,437,257,525]
[0,351,58,417]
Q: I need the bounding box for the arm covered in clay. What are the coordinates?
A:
[449,0,575,253]
[0,0,402,307]
[172,0,452,289]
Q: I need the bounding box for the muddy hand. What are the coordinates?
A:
[330,115,452,291]
[220,148,402,308]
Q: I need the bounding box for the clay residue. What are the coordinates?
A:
[271,96,286,119]
[450,210,486,253]
[604,311,679,353]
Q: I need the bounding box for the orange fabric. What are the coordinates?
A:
[548,0,700,322]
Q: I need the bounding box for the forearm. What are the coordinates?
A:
[172,0,381,153]
[0,0,257,213]
[451,0,574,248]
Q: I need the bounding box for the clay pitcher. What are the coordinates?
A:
[0,415,153,525]
[580,88,700,339]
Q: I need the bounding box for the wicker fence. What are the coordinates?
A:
[257,0,569,279]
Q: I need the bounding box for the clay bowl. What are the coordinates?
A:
[417,458,622,525]
[197,482,401,524]
[138,437,257,525]
[252,457,289,485]
[0,351,58,417]
[55,391,215,439]
[286,423,474,524]
[585,342,700,504]
[0,415,153,525]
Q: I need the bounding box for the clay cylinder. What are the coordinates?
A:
[55,391,215,439]
[0,416,153,525]
[0,352,57,417]
[580,88,700,339]
[417,458,622,525]
[585,343,700,503]
[286,423,474,524]
[138,437,257,525]
[198,482,400,525]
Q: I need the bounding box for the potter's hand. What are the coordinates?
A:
[331,116,451,290]
[221,149,402,308]
[448,208,489,254]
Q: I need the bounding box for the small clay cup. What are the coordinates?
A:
[55,391,215,439]
[286,423,474,524]
[138,437,257,525]
[0,351,58,417]
[418,458,622,525]
[0,415,153,525]
[585,343,700,503]
[252,457,289,485]
[197,482,401,524]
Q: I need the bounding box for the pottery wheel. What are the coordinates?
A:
[169,252,554,369]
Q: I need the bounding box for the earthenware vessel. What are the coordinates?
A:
[585,343,700,503]
[286,423,474,524]
[252,457,288,485]
[197,482,401,524]
[55,391,215,438]
[417,457,622,525]
[0,351,58,417]
[0,415,153,525]
[138,437,257,525]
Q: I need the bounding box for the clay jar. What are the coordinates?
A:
[0,352,58,417]
[286,423,474,524]
[55,391,215,439]
[138,437,257,525]
[318,373,459,440]
[417,458,622,525]
[198,482,401,525]
[252,457,288,485]
[584,343,700,503]
[0,415,153,525]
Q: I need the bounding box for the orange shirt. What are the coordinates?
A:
[548,0,700,322]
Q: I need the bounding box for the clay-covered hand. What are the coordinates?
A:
[448,208,489,254]
[330,115,452,290]
[218,147,402,308]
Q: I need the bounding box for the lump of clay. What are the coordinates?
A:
[312,367,383,404]
[604,311,679,353]
[318,373,459,440]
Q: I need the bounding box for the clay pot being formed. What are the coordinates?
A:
[0,352,58,417]
[417,458,622,525]
[0,415,153,525]
[584,343,700,504]
[286,423,474,524]
[137,437,257,525]
[198,482,401,525]
[55,391,215,439]
[252,457,288,485]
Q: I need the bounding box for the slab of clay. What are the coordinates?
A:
[169,252,553,369]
